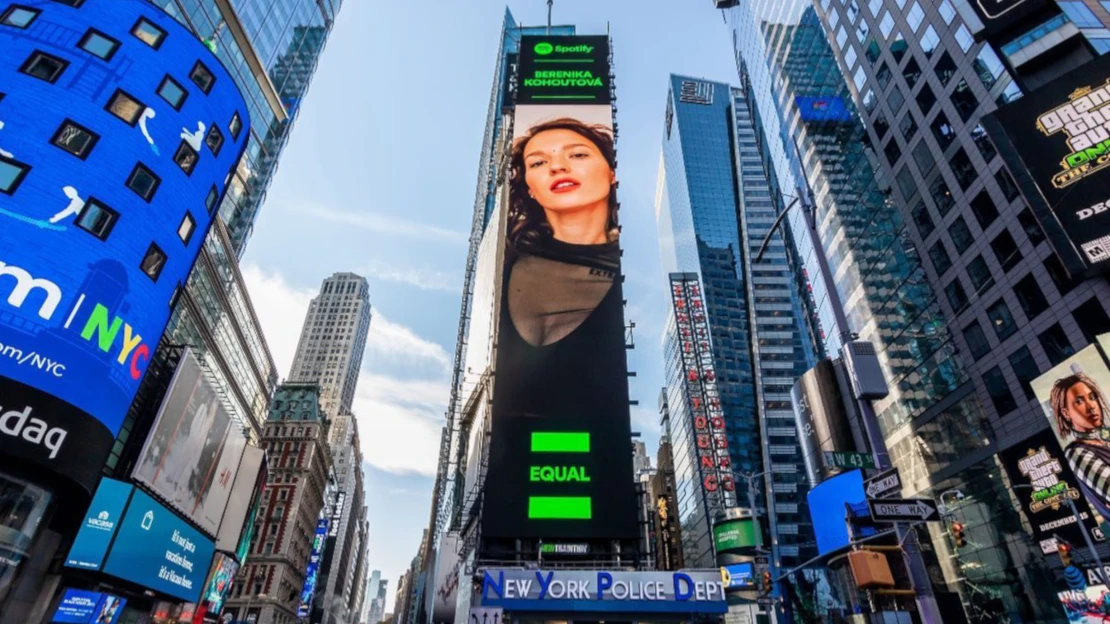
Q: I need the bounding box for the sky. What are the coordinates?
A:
[240,0,737,613]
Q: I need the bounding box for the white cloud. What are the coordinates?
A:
[292,202,468,243]
[360,260,460,293]
[243,264,451,476]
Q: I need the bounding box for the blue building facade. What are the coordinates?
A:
[656,75,817,578]
[0,0,248,493]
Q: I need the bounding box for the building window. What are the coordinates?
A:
[0,155,30,195]
[930,176,954,216]
[963,321,991,360]
[929,241,953,275]
[106,90,145,126]
[204,124,224,156]
[967,255,994,294]
[1061,1,1102,27]
[19,50,68,83]
[177,212,195,244]
[920,25,940,57]
[880,11,895,38]
[899,113,918,141]
[995,167,1021,202]
[189,61,215,94]
[1039,323,1075,366]
[889,86,905,113]
[986,299,1018,340]
[949,216,973,250]
[950,147,977,190]
[896,165,916,197]
[50,119,99,160]
[1017,208,1045,244]
[78,28,120,61]
[983,366,1017,414]
[931,112,956,150]
[75,198,118,240]
[971,125,997,162]
[911,201,934,238]
[1,5,39,28]
[206,186,219,214]
[903,57,921,88]
[885,137,903,166]
[907,2,925,32]
[157,75,188,110]
[173,141,198,175]
[952,80,979,122]
[935,51,957,86]
[891,31,907,62]
[1008,347,1039,400]
[876,62,892,90]
[229,112,242,141]
[1074,298,1110,344]
[1044,255,1076,295]
[131,17,166,49]
[912,138,936,175]
[140,244,166,281]
[1012,274,1048,319]
[990,229,1022,271]
[126,162,160,201]
[968,190,999,229]
[946,279,969,313]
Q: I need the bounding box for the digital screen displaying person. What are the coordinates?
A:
[506,117,619,348]
[1052,372,1110,521]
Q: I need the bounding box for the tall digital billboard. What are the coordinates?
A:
[297,518,329,618]
[1031,341,1110,527]
[65,478,133,570]
[481,34,637,541]
[133,349,246,536]
[984,54,1110,277]
[0,0,249,492]
[51,589,126,624]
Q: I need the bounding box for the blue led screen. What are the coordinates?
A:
[0,0,249,491]
[297,518,329,617]
[51,589,126,624]
[101,488,215,603]
[794,96,853,123]
[807,469,866,555]
[64,477,133,570]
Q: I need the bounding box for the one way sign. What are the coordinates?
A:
[865,468,901,498]
[868,498,941,523]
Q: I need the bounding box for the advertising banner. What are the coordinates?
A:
[985,53,1110,276]
[216,444,265,558]
[200,553,238,616]
[481,34,637,541]
[431,533,461,624]
[101,488,216,603]
[480,569,727,614]
[133,349,245,536]
[807,469,866,555]
[0,1,250,493]
[65,477,133,570]
[999,429,1105,553]
[713,518,758,554]
[792,360,858,488]
[794,96,853,123]
[297,518,329,618]
[51,589,125,624]
[1031,342,1110,526]
[1059,584,1110,623]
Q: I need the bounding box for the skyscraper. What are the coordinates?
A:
[225,382,333,624]
[717,0,1108,618]
[656,74,817,574]
[288,273,372,420]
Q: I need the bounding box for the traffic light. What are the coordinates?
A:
[1058,543,1073,567]
[761,571,772,593]
[950,521,967,548]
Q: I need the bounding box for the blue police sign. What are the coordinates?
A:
[481,569,727,614]
[0,0,249,491]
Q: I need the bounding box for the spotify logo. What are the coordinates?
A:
[534,42,554,55]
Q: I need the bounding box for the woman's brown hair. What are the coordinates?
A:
[508,117,618,248]
[1052,372,1109,437]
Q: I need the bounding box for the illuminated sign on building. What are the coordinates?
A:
[669,274,735,508]
[298,518,329,617]
[480,569,728,614]
[515,36,611,105]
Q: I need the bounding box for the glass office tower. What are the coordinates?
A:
[718,0,1106,619]
[657,75,817,574]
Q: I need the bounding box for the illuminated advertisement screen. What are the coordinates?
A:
[1060,585,1110,623]
[794,96,852,123]
[51,589,126,624]
[101,488,216,603]
[807,469,865,555]
[999,428,1105,554]
[481,34,637,541]
[515,36,610,105]
[201,553,238,615]
[1031,342,1110,529]
[297,518,329,618]
[65,477,133,570]
[132,349,246,536]
[0,1,249,491]
[985,54,1110,277]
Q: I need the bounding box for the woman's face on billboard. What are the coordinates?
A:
[1065,381,1104,432]
[523,128,613,219]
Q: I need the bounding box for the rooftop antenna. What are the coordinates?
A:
[547,0,553,34]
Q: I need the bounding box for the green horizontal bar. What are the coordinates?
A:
[529,95,600,100]
[531,432,590,453]
[534,59,594,62]
[529,497,592,520]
